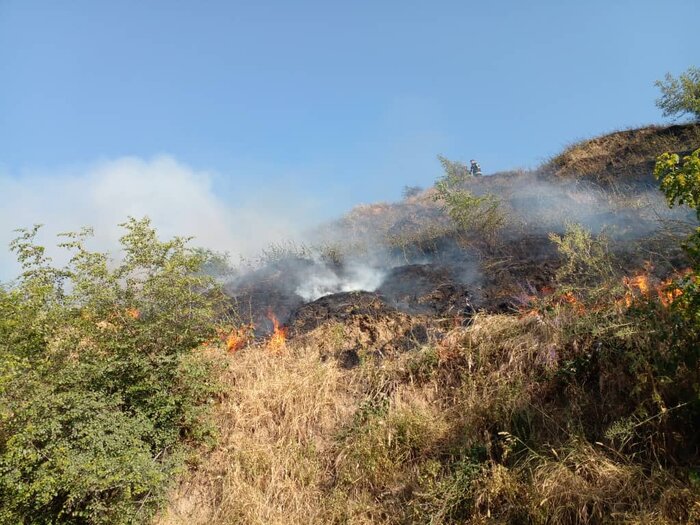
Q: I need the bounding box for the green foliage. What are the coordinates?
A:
[655,66,700,121]
[433,157,505,237]
[654,149,700,219]
[549,223,619,293]
[194,248,236,280]
[654,148,700,345]
[0,218,226,524]
[437,155,470,184]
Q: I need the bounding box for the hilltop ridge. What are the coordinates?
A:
[542,123,700,184]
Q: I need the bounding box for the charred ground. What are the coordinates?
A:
[226,123,698,331]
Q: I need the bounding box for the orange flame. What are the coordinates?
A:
[517,287,584,318]
[656,277,683,307]
[125,307,141,320]
[560,291,586,313]
[618,267,653,307]
[225,324,255,353]
[266,308,287,352]
[618,266,690,309]
[626,274,650,295]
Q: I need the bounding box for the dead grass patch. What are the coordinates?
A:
[156,343,355,525]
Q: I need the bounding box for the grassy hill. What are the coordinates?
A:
[2,126,699,525]
[155,126,700,524]
[543,123,700,184]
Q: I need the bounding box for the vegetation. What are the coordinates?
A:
[0,218,227,524]
[437,155,471,182]
[545,122,700,183]
[433,156,505,239]
[156,130,700,524]
[159,272,700,523]
[2,120,700,523]
[654,147,700,343]
[656,66,700,122]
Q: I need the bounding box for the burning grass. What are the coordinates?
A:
[266,308,288,352]
[157,294,700,524]
[162,213,700,524]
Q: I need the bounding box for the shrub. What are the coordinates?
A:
[654,148,700,337]
[548,223,620,299]
[0,218,226,524]
[655,66,700,122]
[433,158,506,239]
[437,155,470,183]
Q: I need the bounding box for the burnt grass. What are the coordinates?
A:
[226,124,699,339]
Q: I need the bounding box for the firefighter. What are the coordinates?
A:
[470,159,482,177]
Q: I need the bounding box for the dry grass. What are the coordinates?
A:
[545,123,700,183]
[527,440,700,525]
[156,309,700,525]
[157,124,700,524]
[156,343,355,525]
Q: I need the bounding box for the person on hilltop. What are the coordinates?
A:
[470,159,482,177]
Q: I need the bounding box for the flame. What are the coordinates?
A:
[517,265,692,316]
[618,269,652,308]
[625,274,650,295]
[517,287,584,318]
[266,308,287,352]
[618,266,690,309]
[225,324,255,353]
[657,286,683,307]
[125,307,140,320]
[204,323,255,353]
[560,291,586,313]
[656,277,683,307]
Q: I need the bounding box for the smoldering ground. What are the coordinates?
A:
[3,156,693,329]
[225,167,696,332]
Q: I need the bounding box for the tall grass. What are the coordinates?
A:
[158,298,700,524]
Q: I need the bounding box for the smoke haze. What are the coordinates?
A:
[0,156,315,281]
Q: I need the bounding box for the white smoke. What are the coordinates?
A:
[294,262,387,301]
[0,156,310,281]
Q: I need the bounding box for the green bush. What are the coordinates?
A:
[433,157,505,238]
[655,148,700,337]
[548,223,621,301]
[655,66,700,122]
[437,155,470,183]
[0,218,227,524]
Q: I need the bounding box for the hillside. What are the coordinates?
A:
[155,126,700,524]
[543,123,700,184]
[2,126,699,525]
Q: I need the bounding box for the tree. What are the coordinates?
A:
[0,218,227,524]
[655,66,700,122]
[654,148,700,341]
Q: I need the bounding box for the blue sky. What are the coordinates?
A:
[0,0,699,274]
